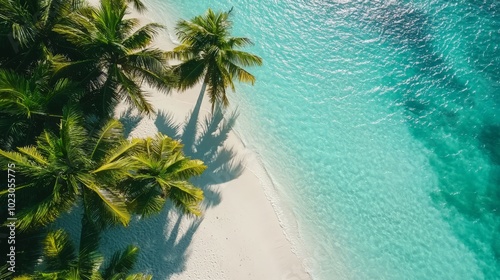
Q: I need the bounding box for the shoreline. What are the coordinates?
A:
[89,1,312,279]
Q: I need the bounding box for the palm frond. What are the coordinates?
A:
[14,190,76,232]
[122,23,164,50]
[0,69,35,117]
[59,107,90,168]
[224,61,257,85]
[90,119,124,160]
[44,230,77,271]
[127,0,147,13]
[53,0,168,115]
[165,159,207,180]
[100,139,141,167]
[53,16,95,47]
[12,276,33,280]
[125,274,153,280]
[126,185,165,216]
[224,49,263,67]
[0,1,38,49]
[167,181,204,216]
[227,37,253,48]
[0,150,42,172]
[206,65,230,109]
[125,49,173,92]
[17,146,48,165]
[165,44,197,61]
[171,59,206,90]
[92,146,136,174]
[78,175,131,226]
[114,68,154,114]
[103,245,139,278]
[168,8,261,109]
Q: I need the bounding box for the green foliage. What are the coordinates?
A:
[0,109,206,231]
[166,8,262,111]
[0,108,134,231]
[52,0,175,116]
[125,134,206,216]
[0,63,82,149]
[15,220,152,280]
[0,0,260,278]
[0,228,45,276]
[0,0,85,69]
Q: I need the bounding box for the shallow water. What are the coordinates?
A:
[148,0,500,278]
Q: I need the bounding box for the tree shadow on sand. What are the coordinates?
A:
[55,196,206,279]
[99,98,245,278]
[118,107,143,138]
[107,102,244,278]
[155,105,245,209]
[96,205,203,279]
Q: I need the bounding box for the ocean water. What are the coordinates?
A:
[147,0,500,279]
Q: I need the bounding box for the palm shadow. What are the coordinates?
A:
[97,102,245,279]
[97,204,203,279]
[52,102,246,279]
[118,107,143,138]
[155,106,245,209]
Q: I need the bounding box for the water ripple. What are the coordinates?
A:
[153,0,500,278]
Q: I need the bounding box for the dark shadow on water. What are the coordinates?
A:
[462,0,500,82]
[344,0,500,274]
[419,121,500,277]
[351,1,474,120]
[416,119,500,274]
[479,125,500,220]
[318,0,500,275]
[479,125,500,165]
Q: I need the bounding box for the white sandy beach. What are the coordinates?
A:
[85,1,311,279]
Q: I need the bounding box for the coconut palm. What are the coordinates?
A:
[124,133,206,216]
[0,0,84,69]
[52,0,174,116]
[0,108,137,231]
[14,220,151,280]
[0,64,82,149]
[0,107,207,231]
[166,8,262,112]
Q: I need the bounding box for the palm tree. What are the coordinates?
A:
[0,63,82,149]
[14,220,151,279]
[0,108,138,231]
[124,134,206,216]
[166,8,262,112]
[0,0,84,69]
[0,108,206,231]
[52,0,174,116]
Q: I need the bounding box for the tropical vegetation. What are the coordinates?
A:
[0,0,261,278]
[167,8,262,112]
[14,219,152,279]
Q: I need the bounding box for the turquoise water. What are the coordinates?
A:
[148,0,500,279]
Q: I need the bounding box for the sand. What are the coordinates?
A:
[80,1,311,279]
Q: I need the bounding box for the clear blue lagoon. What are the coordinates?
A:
[148,0,500,278]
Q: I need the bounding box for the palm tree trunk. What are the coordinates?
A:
[181,82,207,155]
